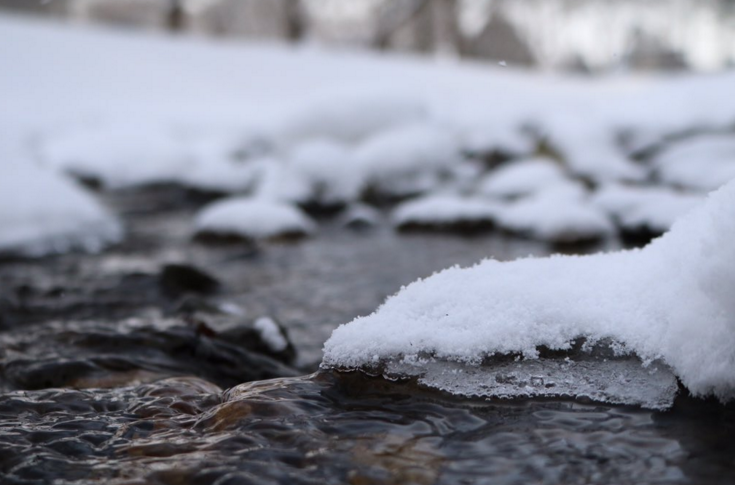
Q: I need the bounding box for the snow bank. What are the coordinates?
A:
[193,197,315,241]
[0,164,122,257]
[323,179,735,405]
[653,134,735,192]
[593,184,703,234]
[3,15,735,258]
[494,182,614,243]
[275,92,426,147]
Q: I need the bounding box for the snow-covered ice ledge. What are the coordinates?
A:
[323,179,735,409]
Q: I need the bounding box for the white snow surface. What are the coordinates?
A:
[254,317,289,353]
[323,179,735,402]
[286,139,364,205]
[392,194,497,228]
[653,134,735,192]
[194,198,315,240]
[593,184,704,234]
[355,123,461,199]
[477,157,568,199]
[494,182,615,243]
[0,163,122,256]
[39,125,259,193]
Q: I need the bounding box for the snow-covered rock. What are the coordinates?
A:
[477,157,568,199]
[253,316,289,353]
[494,182,614,243]
[461,124,536,162]
[653,133,735,192]
[355,123,461,200]
[193,197,315,241]
[392,194,497,232]
[337,203,381,229]
[40,126,259,194]
[545,117,647,183]
[593,183,703,235]
[323,178,735,405]
[286,139,364,208]
[0,164,122,257]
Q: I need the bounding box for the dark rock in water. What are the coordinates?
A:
[0,319,298,391]
[159,263,220,298]
[396,219,495,235]
[298,200,348,218]
[194,229,309,246]
[170,294,228,316]
[220,318,297,367]
[337,204,380,230]
[105,183,227,215]
[464,146,521,170]
[620,226,663,248]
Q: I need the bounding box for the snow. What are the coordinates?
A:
[2,14,735,405]
[355,123,461,199]
[391,194,497,230]
[337,203,381,229]
[0,163,122,257]
[494,182,615,243]
[653,134,735,192]
[193,198,315,240]
[477,157,568,199]
[323,179,735,405]
[593,184,704,234]
[39,125,259,193]
[253,317,289,353]
[461,124,535,160]
[543,116,647,183]
[286,139,364,206]
[274,92,427,147]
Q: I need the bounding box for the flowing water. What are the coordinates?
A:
[1,186,734,485]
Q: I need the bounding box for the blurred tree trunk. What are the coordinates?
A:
[167,0,185,32]
[284,0,306,41]
[430,0,462,55]
[373,0,461,55]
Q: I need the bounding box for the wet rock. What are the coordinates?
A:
[0,319,298,391]
[396,219,495,235]
[159,263,220,299]
[105,183,226,215]
[220,317,296,367]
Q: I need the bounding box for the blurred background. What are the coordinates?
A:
[3,0,735,73]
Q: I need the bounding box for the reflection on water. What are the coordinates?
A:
[4,371,735,485]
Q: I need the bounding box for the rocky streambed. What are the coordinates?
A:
[1,187,734,485]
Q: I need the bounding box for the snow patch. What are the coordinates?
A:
[653,134,735,192]
[593,184,703,234]
[254,317,289,353]
[194,197,315,240]
[355,123,461,199]
[494,182,614,243]
[323,179,735,406]
[477,157,568,199]
[392,194,497,230]
[0,164,122,257]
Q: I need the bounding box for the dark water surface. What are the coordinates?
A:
[1,188,734,485]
